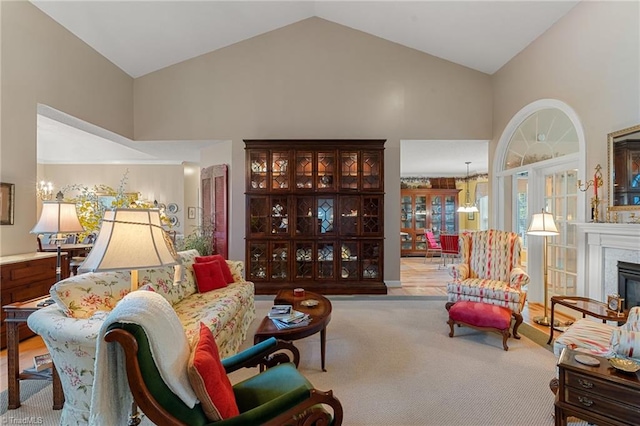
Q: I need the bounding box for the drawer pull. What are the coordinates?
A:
[578,379,593,389]
[578,396,594,407]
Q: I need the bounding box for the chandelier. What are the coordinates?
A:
[457,162,478,213]
[36,180,54,201]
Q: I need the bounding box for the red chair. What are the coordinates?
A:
[424,230,442,263]
[440,234,460,266]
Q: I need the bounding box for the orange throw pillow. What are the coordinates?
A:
[192,260,227,292]
[187,322,239,421]
[195,255,234,284]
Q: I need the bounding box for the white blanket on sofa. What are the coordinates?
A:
[89,290,198,426]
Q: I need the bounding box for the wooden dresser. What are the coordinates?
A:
[555,348,640,426]
[0,252,67,349]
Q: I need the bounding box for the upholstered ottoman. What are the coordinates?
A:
[447,301,518,351]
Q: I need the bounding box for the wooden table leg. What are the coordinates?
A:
[548,300,557,345]
[52,364,65,409]
[320,326,327,372]
[7,320,20,409]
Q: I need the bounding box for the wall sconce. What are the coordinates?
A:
[36,180,54,201]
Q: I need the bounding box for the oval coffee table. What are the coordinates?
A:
[254,290,332,371]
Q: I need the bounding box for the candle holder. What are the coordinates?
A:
[578,164,603,222]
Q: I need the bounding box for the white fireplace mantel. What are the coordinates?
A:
[575,223,640,302]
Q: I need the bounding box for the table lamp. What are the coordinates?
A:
[79,208,180,426]
[80,208,180,292]
[31,199,84,282]
[527,208,559,327]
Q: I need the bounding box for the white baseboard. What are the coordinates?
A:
[385,280,401,288]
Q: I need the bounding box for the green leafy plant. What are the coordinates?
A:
[178,214,215,256]
[61,170,167,239]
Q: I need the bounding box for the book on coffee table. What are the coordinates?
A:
[268,305,293,319]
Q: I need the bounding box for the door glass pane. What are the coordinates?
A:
[515,172,528,245]
[317,198,334,234]
[295,151,313,189]
[294,241,313,279]
[317,152,335,189]
[415,196,427,229]
[271,151,289,190]
[317,242,335,279]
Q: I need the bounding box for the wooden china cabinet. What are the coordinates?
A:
[613,139,640,206]
[400,188,460,256]
[245,140,386,295]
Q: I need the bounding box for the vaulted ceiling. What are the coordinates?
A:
[31,1,580,175]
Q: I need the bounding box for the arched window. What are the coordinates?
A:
[504,108,579,170]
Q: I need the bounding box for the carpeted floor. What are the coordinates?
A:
[0,297,587,425]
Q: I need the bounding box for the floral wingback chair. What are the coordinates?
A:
[446,229,530,324]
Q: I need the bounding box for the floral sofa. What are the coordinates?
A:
[27,249,255,426]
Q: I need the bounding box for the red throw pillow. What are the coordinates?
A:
[187,323,239,421]
[195,255,234,284]
[192,260,228,292]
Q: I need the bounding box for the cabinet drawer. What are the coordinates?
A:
[565,371,640,406]
[565,385,640,424]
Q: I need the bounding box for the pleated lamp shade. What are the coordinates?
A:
[31,202,84,235]
[527,210,559,236]
[81,209,178,273]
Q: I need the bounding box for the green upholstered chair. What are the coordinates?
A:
[104,323,343,426]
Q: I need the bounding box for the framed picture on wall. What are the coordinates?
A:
[0,182,15,225]
[467,212,475,221]
[188,207,196,219]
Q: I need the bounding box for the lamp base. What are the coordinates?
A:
[534,316,551,327]
[534,316,562,328]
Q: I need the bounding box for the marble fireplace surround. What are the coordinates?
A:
[576,223,640,303]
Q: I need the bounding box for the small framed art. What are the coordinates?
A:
[1,182,15,225]
[188,207,196,219]
[467,212,475,221]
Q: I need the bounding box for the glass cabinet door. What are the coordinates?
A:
[362,241,381,280]
[339,241,358,280]
[339,196,359,235]
[361,150,381,190]
[294,241,313,280]
[248,241,268,281]
[414,196,427,230]
[271,151,290,190]
[317,151,335,190]
[295,197,315,236]
[317,197,335,235]
[248,197,269,236]
[249,151,268,190]
[270,242,289,281]
[362,196,382,235]
[431,195,443,237]
[295,151,313,190]
[317,242,335,280]
[401,195,412,229]
[444,195,457,234]
[270,196,289,236]
[340,151,358,190]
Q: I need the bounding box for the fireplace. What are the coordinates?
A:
[618,261,640,310]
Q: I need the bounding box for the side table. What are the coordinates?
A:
[548,296,628,345]
[555,348,640,426]
[3,296,64,410]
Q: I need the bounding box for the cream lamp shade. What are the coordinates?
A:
[527,211,559,236]
[526,208,559,327]
[31,201,85,283]
[80,209,179,288]
[31,201,84,235]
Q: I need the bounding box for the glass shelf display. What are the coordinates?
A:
[246,140,385,294]
[400,189,460,256]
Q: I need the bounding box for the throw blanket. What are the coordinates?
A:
[89,291,198,425]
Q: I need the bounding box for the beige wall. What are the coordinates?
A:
[491,0,640,209]
[0,1,133,255]
[133,17,493,283]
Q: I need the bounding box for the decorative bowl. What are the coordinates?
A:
[609,357,640,373]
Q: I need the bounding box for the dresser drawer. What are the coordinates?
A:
[564,370,640,407]
[565,385,640,425]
